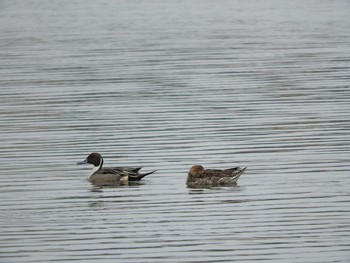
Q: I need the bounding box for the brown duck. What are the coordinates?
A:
[187,165,246,187]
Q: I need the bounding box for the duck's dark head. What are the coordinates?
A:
[186,165,205,185]
[77,152,103,167]
[188,165,205,177]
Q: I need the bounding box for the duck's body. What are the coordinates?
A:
[187,165,246,187]
[77,153,156,186]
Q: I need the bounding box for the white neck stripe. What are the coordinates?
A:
[88,158,103,180]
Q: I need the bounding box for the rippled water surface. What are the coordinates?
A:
[1,0,350,262]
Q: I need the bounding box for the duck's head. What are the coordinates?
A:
[77,152,103,167]
[188,165,205,176]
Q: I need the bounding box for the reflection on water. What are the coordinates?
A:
[1,0,350,262]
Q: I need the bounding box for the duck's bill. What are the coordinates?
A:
[77,159,88,165]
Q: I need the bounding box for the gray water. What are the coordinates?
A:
[1,0,350,262]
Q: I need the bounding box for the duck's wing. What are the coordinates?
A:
[111,167,142,173]
[195,167,246,185]
[188,169,230,186]
[202,169,232,177]
[103,166,155,180]
[108,166,142,173]
[224,167,240,172]
[100,167,136,177]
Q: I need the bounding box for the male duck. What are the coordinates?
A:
[77,152,156,186]
[186,165,246,187]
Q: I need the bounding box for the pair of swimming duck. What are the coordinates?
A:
[77,152,247,187]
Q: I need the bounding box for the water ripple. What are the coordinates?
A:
[1,0,350,262]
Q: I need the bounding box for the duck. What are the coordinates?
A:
[77,152,156,186]
[186,165,246,187]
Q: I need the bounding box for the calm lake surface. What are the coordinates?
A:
[1,0,350,262]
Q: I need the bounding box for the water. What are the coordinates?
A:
[1,0,350,262]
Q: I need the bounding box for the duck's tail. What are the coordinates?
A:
[128,170,157,181]
[225,167,246,182]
